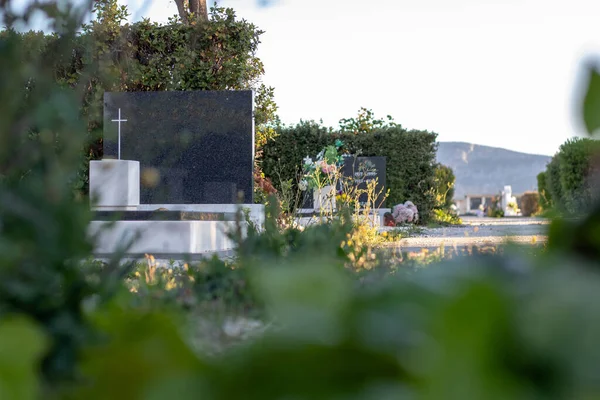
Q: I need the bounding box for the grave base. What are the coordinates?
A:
[89,220,246,258]
[91,203,265,226]
[295,208,391,228]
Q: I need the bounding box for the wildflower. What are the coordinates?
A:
[165,279,176,291]
[303,156,314,166]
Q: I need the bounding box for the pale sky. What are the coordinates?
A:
[11,0,600,156]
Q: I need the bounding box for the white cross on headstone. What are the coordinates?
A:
[111,108,127,160]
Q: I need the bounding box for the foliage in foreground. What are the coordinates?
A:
[3,0,600,399]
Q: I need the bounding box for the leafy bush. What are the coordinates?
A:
[540,137,600,214]
[0,3,132,387]
[537,171,552,210]
[338,106,399,134]
[520,191,540,217]
[261,119,438,224]
[545,155,564,211]
[127,255,260,318]
[432,208,463,226]
[5,0,276,195]
[433,163,456,210]
[558,138,600,213]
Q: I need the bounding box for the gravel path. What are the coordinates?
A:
[382,216,549,251]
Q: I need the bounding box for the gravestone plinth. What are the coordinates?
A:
[90,90,260,259]
[89,160,140,210]
[103,90,254,204]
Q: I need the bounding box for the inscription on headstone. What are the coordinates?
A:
[342,156,387,207]
[103,91,254,204]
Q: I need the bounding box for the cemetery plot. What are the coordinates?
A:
[301,156,387,210]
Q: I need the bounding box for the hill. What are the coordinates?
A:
[436,142,551,199]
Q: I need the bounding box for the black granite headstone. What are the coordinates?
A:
[103,91,254,204]
[341,156,387,207]
[300,156,387,209]
[300,190,315,209]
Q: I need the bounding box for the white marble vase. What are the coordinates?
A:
[313,185,336,212]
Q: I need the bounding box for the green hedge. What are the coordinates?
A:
[4,2,274,194]
[539,137,600,214]
[545,156,563,211]
[536,171,551,210]
[433,164,456,210]
[261,121,438,223]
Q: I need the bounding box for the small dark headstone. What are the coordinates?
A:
[300,155,386,209]
[341,156,387,207]
[103,91,254,205]
[300,189,314,209]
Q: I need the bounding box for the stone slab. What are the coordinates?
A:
[89,220,246,256]
[91,203,266,226]
[295,208,391,227]
[103,91,254,204]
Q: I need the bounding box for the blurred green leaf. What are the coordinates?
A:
[0,317,47,400]
[415,280,523,400]
[74,306,207,399]
[583,64,600,135]
[252,259,351,342]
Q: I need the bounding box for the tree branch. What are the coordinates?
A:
[173,0,188,24]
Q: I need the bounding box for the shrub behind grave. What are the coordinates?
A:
[537,171,552,210]
[539,137,600,214]
[261,122,438,223]
[545,155,564,211]
[520,191,540,217]
[557,138,600,213]
[6,0,276,196]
